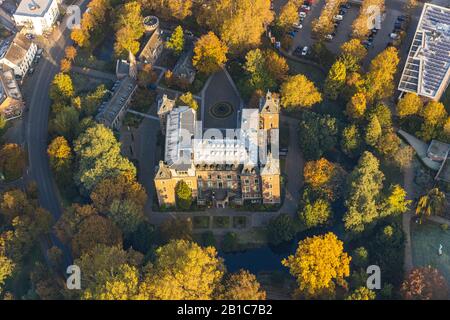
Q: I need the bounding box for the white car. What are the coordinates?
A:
[301,4,311,11]
[293,22,303,30]
[301,46,309,56]
[333,15,343,21]
[325,34,334,41]
[390,33,399,39]
[299,11,307,18]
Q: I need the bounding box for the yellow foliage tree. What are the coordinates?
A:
[346,92,367,119]
[139,240,225,300]
[282,232,350,298]
[193,32,228,74]
[281,75,322,109]
[396,92,423,118]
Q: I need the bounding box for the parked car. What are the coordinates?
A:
[293,22,303,30]
[397,15,407,22]
[333,14,343,21]
[184,30,194,38]
[340,3,351,9]
[287,30,296,38]
[390,33,400,40]
[301,4,311,11]
[325,34,334,41]
[28,68,34,75]
[25,33,34,40]
[37,48,44,55]
[299,11,307,18]
[339,9,347,15]
[301,46,309,56]
[304,0,312,5]
[371,28,378,35]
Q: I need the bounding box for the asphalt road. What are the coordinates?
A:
[22,0,89,265]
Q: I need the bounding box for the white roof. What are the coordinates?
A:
[15,0,54,17]
[398,3,450,100]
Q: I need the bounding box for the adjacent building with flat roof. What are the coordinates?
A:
[13,0,60,35]
[398,3,450,101]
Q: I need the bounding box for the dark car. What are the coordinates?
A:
[340,3,351,9]
[397,15,407,22]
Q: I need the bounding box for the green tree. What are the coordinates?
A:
[267,213,297,245]
[298,111,339,160]
[192,32,228,74]
[175,180,192,210]
[324,60,346,100]
[50,106,80,141]
[343,152,385,233]
[352,247,368,268]
[415,188,446,223]
[0,144,26,181]
[341,124,364,158]
[166,25,184,56]
[299,197,332,229]
[74,124,136,192]
[281,75,322,108]
[160,217,193,243]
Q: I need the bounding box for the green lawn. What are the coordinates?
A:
[411,221,450,285]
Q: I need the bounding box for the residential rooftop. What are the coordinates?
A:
[15,0,54,17]
[398,3,450,100]
[0,33,33,66]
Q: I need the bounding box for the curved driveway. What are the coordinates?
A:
[23,1,89,264]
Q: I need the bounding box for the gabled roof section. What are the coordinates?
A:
[154,161,172,179]
[259,90,280,114]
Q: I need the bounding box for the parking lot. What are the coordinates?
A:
[273,0,424,68]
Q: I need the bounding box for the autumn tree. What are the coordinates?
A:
[415,188,446,223]
[396,93,423,118]
[365,115,382,147]
[365,47,399,102]
[177,92,199,111]
[352,0,385,39]
[282,232,351,298]
[0,236,14,294]
[343,151,385,233]
[382,184,411,217]
[277,1,299,30]
[71,214,122,257]
[401,266,449,300]
[74,124,136,192]
[139,240,225,300]
[50,73,74,103]
[324,60,346,100]
[346,92,367,119]
[60,58,72,73]
[419,101,448,141]
[65,46,77,61]
[303,158,345,200]
[281,75,322,109]
[47,136,73,185]
[0,144,26,181]
[175,180,192,210]
[339,39,367,72]
[114,1,145,56]
[217,270,266,300]
[142,0,193,20]
[199,0,274,53]
[75,244,143,300]
[166,25,184,56]
[192,32,228,74]
[346,286,376,300]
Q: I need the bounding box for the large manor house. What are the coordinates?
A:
[154,91,282,208]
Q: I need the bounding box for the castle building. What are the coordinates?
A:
[154,91,281,208]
